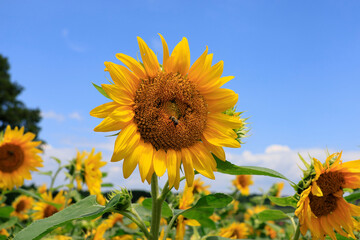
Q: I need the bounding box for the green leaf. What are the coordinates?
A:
[142,198,172,218]
[51,157,61,165]
[205,237,232,240]
[268,196,297,208]
[256,209,288,221]
[92,82,110,99]
[345,192,360,202]
[38,171,53,176]
[182,208,215,229]
[192,193,233,209]
[14,195,111,240]
[0,216,17,229]
[101,183,113,188]
[214,155,294,184]
[102,172,108,178]
[0,206,14,218]
[334,234,354,240]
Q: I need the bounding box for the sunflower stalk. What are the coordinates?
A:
[121,210,152,239]
[150,173,162,240]
[292,221,301,240]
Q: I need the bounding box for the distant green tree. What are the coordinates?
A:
[0,54,42,140]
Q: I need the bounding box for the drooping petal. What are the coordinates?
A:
[181,148,194,187]
[166,149,177,188]
[138,142,154,182]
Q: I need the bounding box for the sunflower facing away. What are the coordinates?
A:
[295,152,360,240]
[91,35,243,189]
[0,126,43,189]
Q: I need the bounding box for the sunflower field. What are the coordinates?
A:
[1,35,360,240]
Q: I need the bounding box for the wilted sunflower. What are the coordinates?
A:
[219,222,249,239]
[0,126,43,189]
[295,152,360,240]
[11,195,34,220]
[232,175,253,195]
[90,35,243,189]
[75,149,107,205]
[33,190,68,220]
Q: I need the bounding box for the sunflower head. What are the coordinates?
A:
[295,152,360,239]
[219,222,250,239]
[11,195,34,220]
[232,175,254,196]
[91,35,244,189]
[0,126,43,189]
[32,190,68,220]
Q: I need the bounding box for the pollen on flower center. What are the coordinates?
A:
[316,171,345,196]
[309,193,337,217]
[134,72,208,151]
[0,143,25,173]
[44,205,58,218]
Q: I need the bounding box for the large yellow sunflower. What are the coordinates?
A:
[32,190,68,220]
[90,35,242,189]
[295,152,360,240]
[11,195,34,220]
[0,126,43,189]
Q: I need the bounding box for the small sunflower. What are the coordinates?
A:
[91,35,243,189]
[295,152,360,240]
[93,213,124,240]
[74,149,107,205]
[176,183,200,240]
[275,182,284,197]
[244,205,267,220]
[192,177,210,195]
[232,175,254,195]
[33,190,68,220]
[219,222,249,239]
[11,195,34,220]
[0,126,43,189]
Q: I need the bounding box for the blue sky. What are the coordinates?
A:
[1,1,360,194]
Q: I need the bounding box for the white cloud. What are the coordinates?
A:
[68,112,82,121]
[41,111,65,122]
[61,28,86,52]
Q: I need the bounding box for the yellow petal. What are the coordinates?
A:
[158,34,169,68]
[311,181,323,197]
[137,37,160,77]
[116,53,147,79]
[166,149,177,188]
[188,47,208,81]
[153,149,167,177]
[196,60,223,89]
[123,142,145,179]
[166,37,190,76]
[94,107,134,132]
[138,142,154,182]
[202,138,226,161]
[205,88,238,112]
[111,132,140,162]
[101,84,134,106]
[104,62,138,96]
[90,102,119,118]
[111,122,138,162]
[203,126,240,148]
[208,113,243,129]
[181,148,194,187]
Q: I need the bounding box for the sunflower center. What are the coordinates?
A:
[316,171,345,196]
[44,205,58,218]
[134,72,208,151]
[15,200,26,212]
[0,143,25,173]
[309,193,337,217]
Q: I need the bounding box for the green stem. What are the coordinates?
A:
[163,213,180,240]
[50,165,64,191]
[293,221,301,240]
[150,174,161,240]
[64,173,76,208]
[122,211,152,240]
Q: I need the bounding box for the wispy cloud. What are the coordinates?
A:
[41,111,65,122]
[68,112,82,121]
[61,28,86,52]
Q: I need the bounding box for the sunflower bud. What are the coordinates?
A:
[106,188,132,212]
[223,107,248,144]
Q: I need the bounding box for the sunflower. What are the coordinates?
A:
[275,182,284,197]
[295,152,360,240]
[232,175,253,195]
[176,183,200,240]
[219,222,249,239]
[0,126,43,189]
[93,213,124,240]
[244,205,267,220]
[90,35,242,189]
[192,177,210,195]
[11,195,34,220]
[33,190,68,220]
[74,149,107,205]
